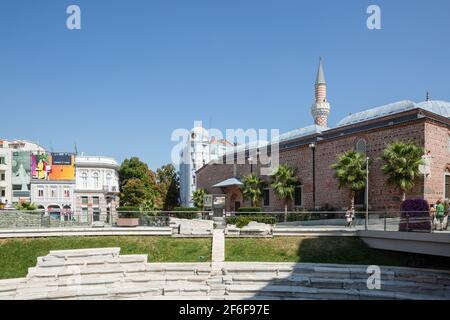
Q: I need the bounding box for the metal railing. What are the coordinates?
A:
[0,209,448,232]
[225,210,449,233]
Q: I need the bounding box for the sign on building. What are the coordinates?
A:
[203,195,213,208]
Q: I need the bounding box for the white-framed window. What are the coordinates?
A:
[81,172,88,189]
[294,186,303,207]
[0,156,5,165]
[50,188,57,198]
[93,172,99,189]
[106,172,112,186]
[37,188,44,198]
[64,188,70,198]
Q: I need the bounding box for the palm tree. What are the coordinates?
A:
[379,141,424,201]
[241,174,266,208]
[271,164,299,221]
[192,188,206,209]
[331,150,367,209]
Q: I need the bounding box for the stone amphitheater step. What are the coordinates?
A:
[225,284,443,300]
[2,248,450,300]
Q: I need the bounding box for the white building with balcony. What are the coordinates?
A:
[74,156,120,225]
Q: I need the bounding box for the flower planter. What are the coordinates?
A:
[116,218,139,227]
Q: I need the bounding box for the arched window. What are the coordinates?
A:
[106,172,112,186]
[93,172,99,189]
[355,139,367,155]
[81,172,88,188]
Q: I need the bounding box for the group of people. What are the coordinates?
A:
[429,199,449,231]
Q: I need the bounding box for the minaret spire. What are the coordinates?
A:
[316,57,326,84]
[311,58,331,127]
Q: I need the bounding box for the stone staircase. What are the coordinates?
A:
[0,248,449,300]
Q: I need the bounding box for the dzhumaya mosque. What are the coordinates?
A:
[197,59,450,212]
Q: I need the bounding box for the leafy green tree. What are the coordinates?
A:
[156,164,180,210]
[120,178,151,207]
[119,157,155,189]
[331,150,367,209]
[192,188,206,209]
[119,157,160,207]
[242,174,266,208]
[271,164,299,221]
[139,198,157,213]
[379,141,424,201]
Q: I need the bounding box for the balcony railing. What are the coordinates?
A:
[103,185,119,193]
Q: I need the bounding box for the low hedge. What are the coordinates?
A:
[173,207,202,212]
[117,206,140,212]
[237,207,262,213]
[226,215,276,228]
[172,212,199,219]
[118,211,140,219]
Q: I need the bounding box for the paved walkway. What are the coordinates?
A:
[211,229,225,271]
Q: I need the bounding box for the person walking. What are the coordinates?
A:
[435,200,445,231]
[429,204,436,231]
[345,207,352,228]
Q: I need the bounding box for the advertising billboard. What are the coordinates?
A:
[48,153,75,180]
[31,153,50,180]
[12,151,31,198]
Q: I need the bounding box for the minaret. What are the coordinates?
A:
[311,58,331,127]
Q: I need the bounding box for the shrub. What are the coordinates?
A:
[399,199,431,232]
[118,211,140,219]
[14,202,38,211]
[226,215,276,228]
[173,207,202,211]
[236,207,262,215]
[117,206,140,212]
[237,207,262,212]
[172,207,202,219]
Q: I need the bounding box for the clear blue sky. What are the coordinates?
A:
[1,0,449,170]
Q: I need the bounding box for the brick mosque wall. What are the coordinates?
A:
[424,120,450,205]
[197,118,449,212]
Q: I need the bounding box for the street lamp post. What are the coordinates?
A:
[365,156,369,230]
[248,156,253,174]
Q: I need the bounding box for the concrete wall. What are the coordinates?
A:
[358,230,450,257]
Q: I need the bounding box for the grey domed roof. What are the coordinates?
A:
[337,100,439,127]
[275,124,328,142]
[337,100,418,127]
[416,100,450,118]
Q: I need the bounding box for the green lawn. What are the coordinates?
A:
[226,237,450,270]
[0,236,211,279]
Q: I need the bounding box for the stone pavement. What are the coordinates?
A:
[211,229,225,271]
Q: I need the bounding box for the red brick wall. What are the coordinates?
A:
[314,121,425,211]
[424,120,450,204]
[197,118,449,212]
